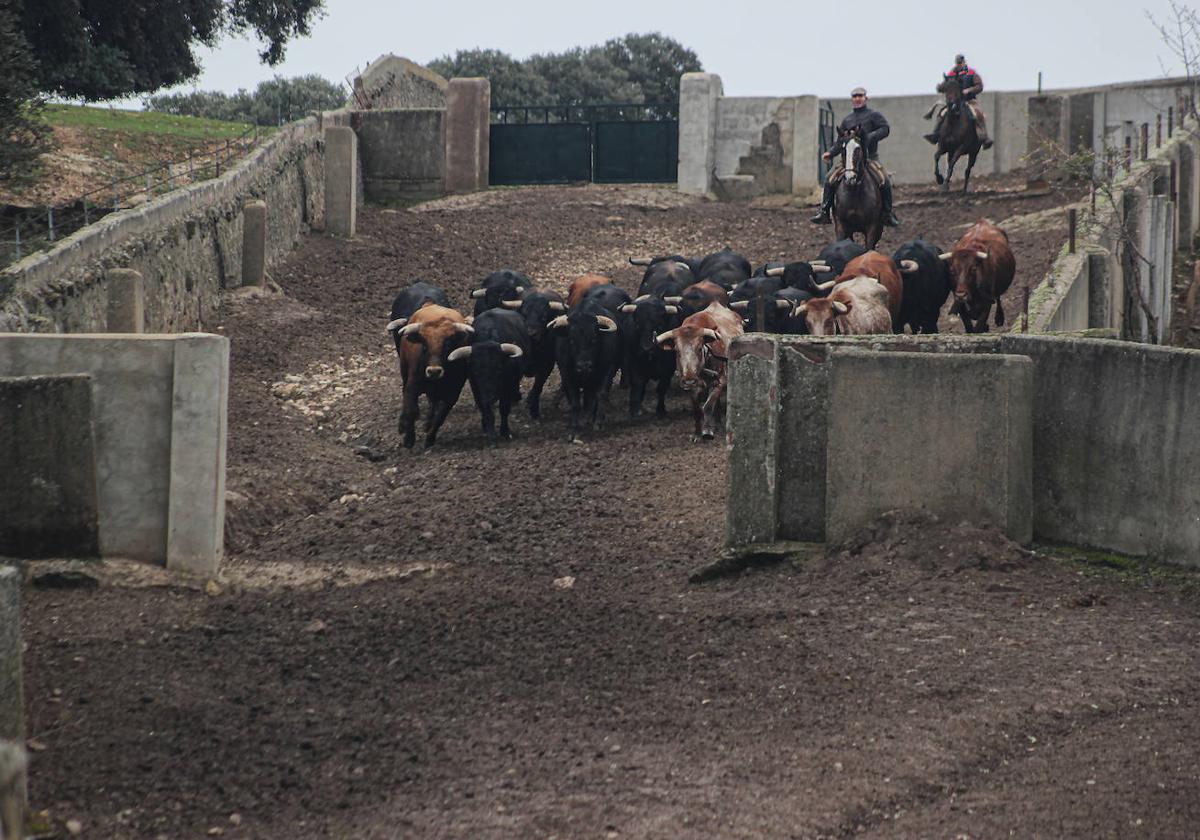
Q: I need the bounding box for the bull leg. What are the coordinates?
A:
[629,369,647,418]
[591,383,607,432]
[423,397,453,450]
[690,391,704,441]
[474,392,498,445]
[973,303,993,334]
[400,389,420,449]
[499,378,516,440]
[994,298,1006,327]
[867,222,883,252]
[564,384,583,441]
[700,380,727,440]
[655,375,671,418]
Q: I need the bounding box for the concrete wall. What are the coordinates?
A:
[0,334,228,576]
[353,54,448,109]
[726,333,1200,566]
[0,566,22,747]
[0,118,326,334]
[352,109,446,201]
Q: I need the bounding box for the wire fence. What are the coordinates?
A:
[1,124,262,270]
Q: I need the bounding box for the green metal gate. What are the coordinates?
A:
[818,100,837,183]
[489,104,678,186]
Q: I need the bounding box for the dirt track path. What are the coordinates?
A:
[21,182,1200,839]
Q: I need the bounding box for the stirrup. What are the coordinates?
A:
[810,208,832,224]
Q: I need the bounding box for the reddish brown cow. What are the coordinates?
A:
[566,274,612,308]
[675,280,731,317]
[655,302,744,440]
[392,304,473,450]
[834,250,904,329]
[941,219,1016,333]
[794,276,892,336]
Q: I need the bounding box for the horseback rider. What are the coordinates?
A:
[924,54,994,150]
[810,86,900,227]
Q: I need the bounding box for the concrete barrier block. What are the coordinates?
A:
[0,737,26,840]
[240,200,267,288]
[822,350,1032,545]
[0,376,100,558]
[0,566,23,746]
[105,268,144,333]
[725,337,782,546]
[166,335,229,577]
[445,78,490,193]
[679,73,722,196]
[324,125,358,237]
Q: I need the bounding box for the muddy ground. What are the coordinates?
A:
[20,178,1200,839]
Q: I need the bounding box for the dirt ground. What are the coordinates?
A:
[19,177,1200,839]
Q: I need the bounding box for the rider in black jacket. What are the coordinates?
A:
[810,86,900,227]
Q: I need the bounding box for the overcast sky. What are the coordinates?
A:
[140,0,1192,104]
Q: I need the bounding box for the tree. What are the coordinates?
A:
[428,49,549,105]
[0,0,51,183]
[18,0,324,101]
[144,75,346,125]
[601,33,702,105]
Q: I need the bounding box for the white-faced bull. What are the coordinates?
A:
[655,301,744,441]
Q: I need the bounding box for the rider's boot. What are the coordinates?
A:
[881,181,900,227]
[975,112,994,149]
[924,113,944,145]
[809,181,834,224]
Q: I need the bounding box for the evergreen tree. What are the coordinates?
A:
[0,0,52,184]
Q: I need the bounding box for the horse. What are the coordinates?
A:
[933,74,983,193]
[832,127,884,250]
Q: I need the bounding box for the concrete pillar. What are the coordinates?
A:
[1026,95,1067,182]
[324,125,358,237]
[105,268,144,333]
[0,563,24,836]
[0,738,26,840]
[678,73,723,196]
[791,96,821,194]
[166,335,229,577]
[241,200,267,288]
[445,78,490,193]
[0,375,100,559]
[724,337,783,546]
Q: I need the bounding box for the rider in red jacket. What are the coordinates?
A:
[924,54,994,150]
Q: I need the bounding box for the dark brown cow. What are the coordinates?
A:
[655,302,744,441]
[675,280,731,317]
[834,250,904,328]
[392,304,473,450]
[941,219,1015,333]
[566,274,612,308]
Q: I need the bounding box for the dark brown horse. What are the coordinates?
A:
[833,127,884,250]
[933,74,983,193]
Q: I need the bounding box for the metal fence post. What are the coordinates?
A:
[1169,106,1175,137]
[145,173,152,199]
[47,208,54,242]
[1068,208,1076,254]
[83,198,89,226]
[1141,123,1149,160]
[13,223,20,262]
[112,175,119,210]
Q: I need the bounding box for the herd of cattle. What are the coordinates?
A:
[385,218,1016,449]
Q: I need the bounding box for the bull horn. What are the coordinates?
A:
[673,260,691,270]
[501,299,523,309]
[596,315,618,332]
[548,315,569,329]
[816,279,838,291]
[547,301,567,312]
[664,305,678,315]
[629,257,652,266]
[765,266,786,276]
[634,294,652,303]
[730,301,749,310]
[938,252,953,260]
[454,322,475,335]
[447,346,473,362]
[795,303,808,315]
[775,299,792,310]
[620,304,638,313]
[499,343,524,358]
[471,288,487,298]
[833,301,849,315]
[976,250,989,260]
[465,316,474,325]
[663,296,683,304]
[386,317,408,333]
[809,260,829,267]
[899,259,919,273]
[398,323,422,337]
[702,328,720,341]
[655,329,677,344]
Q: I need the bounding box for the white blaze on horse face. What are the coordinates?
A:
[844,137,861,184]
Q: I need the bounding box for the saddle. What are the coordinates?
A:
[829,159,888,187]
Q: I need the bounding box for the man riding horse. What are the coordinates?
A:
[810,86,900,228]
[924,54,994,150]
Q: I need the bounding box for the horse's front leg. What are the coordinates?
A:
[942,151,961,192]
[962,151,978,194]
[934,150,945,185]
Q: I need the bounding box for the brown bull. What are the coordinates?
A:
[655,302,744,440]
[566,274,612,308]
[795,276,892,336]
[392,304,473,450]
[834,250,904,330]
[941,219,1015,333]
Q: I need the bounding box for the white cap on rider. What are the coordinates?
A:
[850,86,867,96]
